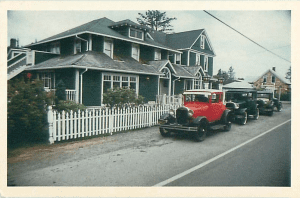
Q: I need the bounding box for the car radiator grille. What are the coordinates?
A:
[176,107,189,125]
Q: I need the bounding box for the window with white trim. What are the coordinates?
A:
[176,53,181,64]
[272,75,276,83]
[103,73,138,94]
[40,72,55,90]
[204,55,208,71]
[129,28,143,40]
[263,75,267,83]
[194,72,202,89]
[200,35,205,49]
[50,42,60,54]
[131,43,140,61]
[74,39,81,54]
[154,49,161,60]
[104,38,113,58]
[196,54,201,65]
[184,79,193,90]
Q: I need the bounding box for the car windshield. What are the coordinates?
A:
[257,93,270,99]
[225,92,255,102]
[184,94,209,103]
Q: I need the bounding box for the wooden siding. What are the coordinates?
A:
[174,79,185,95]
[181,51,188,65]
[189,52,196,66]
[208,57,213,76]
[140,45,154,61]
[92,35,104,52]
[35,52,59,65]
[61,37,75,56]
[82,70,102,106]
[114,40,131,57]
[139,75,158,102]
[55,68,76,90]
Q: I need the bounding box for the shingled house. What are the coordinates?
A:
[7,17,216,106]
[252,67,291,95]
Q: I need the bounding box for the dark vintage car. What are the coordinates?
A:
[158,89,232,142]
[224,89,259,125]
[257,90,282,116]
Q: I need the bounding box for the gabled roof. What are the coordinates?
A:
[182,65,205,76]
[166,29,204,49]
[253,69,291,85]
[223,80,255,89]
[27,51,160,75]
[172,64,195,78]
[25,17,180,53]
[148,60,177,74]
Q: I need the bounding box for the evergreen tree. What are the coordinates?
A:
[228,66,235,80]
[137,10,177,32]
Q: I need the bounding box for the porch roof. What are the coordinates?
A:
[172,64,196,78]
[26,51,161,75]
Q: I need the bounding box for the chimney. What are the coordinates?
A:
[10,38,17,48]
[272,67,276,72]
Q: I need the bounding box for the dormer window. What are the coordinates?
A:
[74,39,81,54]
[176,53,181,65]
[200,35,205,49]
[131,43,140,61]
[129,28,144,40]
[196,54,201,65]
[50,42,60,54]
[104,38,113,58]
[154,49,161,61]
[204,55,208,71]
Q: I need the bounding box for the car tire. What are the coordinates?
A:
[194,121,207,142]
[277,104,282,112]
[267,110,274,116]
[224,121,231,132]
[254,109,259,120]
[239,112,247,125]
[159,127,170,137]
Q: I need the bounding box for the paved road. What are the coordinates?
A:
[161,121,291,186]
[7,104,291,187]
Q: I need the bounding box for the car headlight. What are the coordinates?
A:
[234,103,239,109]
[188,109,194,117]
[169,109,175,116]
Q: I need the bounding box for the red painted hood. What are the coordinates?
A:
[184,102,210,118]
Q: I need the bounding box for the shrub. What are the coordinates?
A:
[7,77,50,147]
[103,87,144,108]
[53,100,87,112]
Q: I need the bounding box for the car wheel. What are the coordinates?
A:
[224,121,231,132]
[159,127,170,137]
[277,104,282,112]
[239,112,247,125]
[267,110,274,116]
[194,122,207,142]
[254,109,259,120]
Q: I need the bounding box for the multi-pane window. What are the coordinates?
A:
[204,55,208,71]
[185,79,193,90]
[129,28,143,40]
[272,75,276,83]
[74,39,81,54]
[103,73,138,94]
[196,54,201,65]
[41,72,55,90]
[50,42,60,54]
[154,49,161,60]
[194,72,202,89]
[104,38,113,58]
[200,35,205,49]
[132,44,140,61]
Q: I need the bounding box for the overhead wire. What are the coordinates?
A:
[203,10,291,63]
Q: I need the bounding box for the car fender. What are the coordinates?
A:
[235,108,247,115]
[192,116,207,126]
[159,113,176,123]
[221,109,232,124]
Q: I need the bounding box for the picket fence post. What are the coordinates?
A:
[48,106,55,144]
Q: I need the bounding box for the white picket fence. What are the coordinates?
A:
[47,104,180,144]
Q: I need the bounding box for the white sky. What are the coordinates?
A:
[7,10,291,79]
